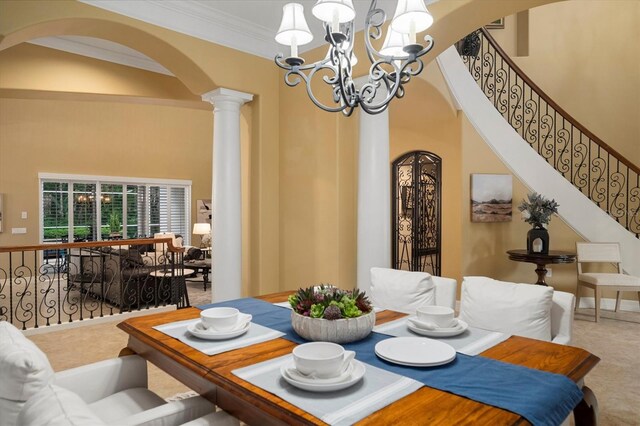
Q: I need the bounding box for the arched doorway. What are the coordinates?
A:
[392,151,442,275]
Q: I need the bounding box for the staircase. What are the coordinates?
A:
[437,28,640,276]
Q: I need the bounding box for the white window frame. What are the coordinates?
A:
[38,173,191,245]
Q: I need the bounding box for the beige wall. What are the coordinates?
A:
[460,113,583,294]
[0,43,197,100]
[0,44,261,294]
[490,0,640,165]
[0,97,212,244]
[278,69,358,290]
[389,64,463,284]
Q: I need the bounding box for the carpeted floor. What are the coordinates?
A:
[26,278,640,425]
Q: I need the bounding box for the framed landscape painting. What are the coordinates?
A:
[471,174,512,222]
[486,17,505,29]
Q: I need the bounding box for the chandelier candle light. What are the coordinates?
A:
[275,0,435,116]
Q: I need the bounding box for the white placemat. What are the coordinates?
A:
[373,317,510,356]
[233,354,422,426]
[154,319,285,356]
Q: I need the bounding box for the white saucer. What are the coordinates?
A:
[283,361,355,384]
[375,337,456,367]
[280,360,365,392]
[187,321,250,340]
[407,319,469,338]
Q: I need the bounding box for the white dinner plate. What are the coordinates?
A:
[187,321,250,340]
[375,337,456,367]
[407,319,469,338]
[280,360,365,392]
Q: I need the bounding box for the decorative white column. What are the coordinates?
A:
[202,88,253,301]
[357,108,391,294]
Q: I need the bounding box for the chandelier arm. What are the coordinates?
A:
[302,63,351,113]
[364,2,388,66]
[358,33,435,113]
[283,70,303,87]
[341,105,356,117]
[335,43,358,108]
[275,53,333,72]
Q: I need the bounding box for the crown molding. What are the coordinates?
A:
[80,0,278,59]
[0,89,210,110]
[78,1,439,60]
[29,36,173,75]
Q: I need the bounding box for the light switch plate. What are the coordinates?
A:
[12,227,27,234]
[21,211,28,219]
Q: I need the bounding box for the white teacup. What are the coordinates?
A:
[416,305,455,329]
[200,307,251,332]
[292,342,355,379]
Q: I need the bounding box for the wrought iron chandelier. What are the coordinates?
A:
[275,0,435,116]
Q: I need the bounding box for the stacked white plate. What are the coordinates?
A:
[187,321,250,340]
[406,317,469,337]
[375,337,456,367]
[280,360,365,392]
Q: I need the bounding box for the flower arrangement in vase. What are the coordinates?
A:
[288,285,375,343]
[518,192,559,254]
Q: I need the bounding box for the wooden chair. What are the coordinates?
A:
[575,242,640,322]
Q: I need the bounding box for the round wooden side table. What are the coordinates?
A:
[506,250,576,286]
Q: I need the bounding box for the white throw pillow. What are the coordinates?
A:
[459,276,553,341]
[370,267,435,314]
[0,322,54,402]
[18,384,105,426]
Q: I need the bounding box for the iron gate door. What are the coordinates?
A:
[392,151,442,275]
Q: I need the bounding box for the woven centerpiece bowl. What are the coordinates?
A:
[291,310,376,344]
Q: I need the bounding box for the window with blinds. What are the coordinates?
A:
[40,176,191,244]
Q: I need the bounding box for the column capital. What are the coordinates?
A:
[202,87,253,109]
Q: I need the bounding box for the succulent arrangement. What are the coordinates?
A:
[518,192,559,227]
[288,285,373,320]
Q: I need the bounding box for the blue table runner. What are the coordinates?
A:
[199,298,583,426]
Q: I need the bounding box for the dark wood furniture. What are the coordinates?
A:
[507,249,577,286]
[117,291,599,425]
[185,259,211,290]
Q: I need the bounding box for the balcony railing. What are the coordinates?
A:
[456,28,640,238]
[0,238,188,330]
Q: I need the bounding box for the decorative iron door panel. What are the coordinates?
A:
[392,151,442,275]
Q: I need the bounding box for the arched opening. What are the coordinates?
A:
[392,151,442,276]
[0,18,214,96]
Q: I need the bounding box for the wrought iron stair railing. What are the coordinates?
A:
[456,28,640,238]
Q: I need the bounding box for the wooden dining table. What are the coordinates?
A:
[117,291,600,425]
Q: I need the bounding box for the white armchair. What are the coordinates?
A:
[459,276,575,344]
[53,355,217,426]
[369,267,458,313]
[433,276,457,311]
[0,321,238,426]
[550,290,576,345]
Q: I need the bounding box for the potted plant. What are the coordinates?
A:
[288,285,375,343]
[518,192,559,254]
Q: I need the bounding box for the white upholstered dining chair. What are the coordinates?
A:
[369,267,457,313]
[0,321,238,426]
[575,242,640,322]
[458,276,575,344]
